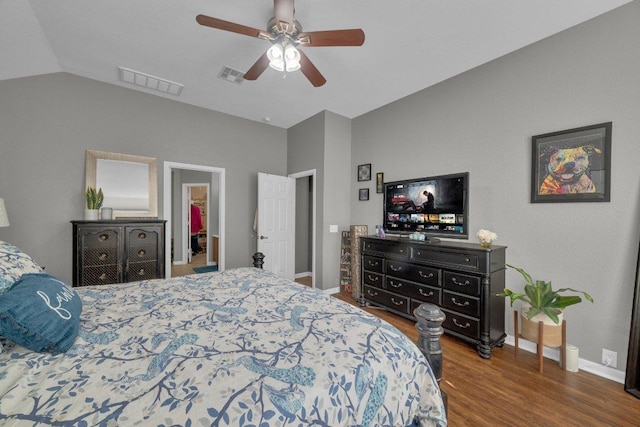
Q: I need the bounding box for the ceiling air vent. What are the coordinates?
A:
[218,66,244,85]
[118,66,184,96]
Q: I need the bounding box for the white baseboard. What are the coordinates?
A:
[504,335,625,384]
[173,260,187,266]
[323,286,340,295]
[295,271,312,279]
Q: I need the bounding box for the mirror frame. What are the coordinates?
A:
[85,150,158,218]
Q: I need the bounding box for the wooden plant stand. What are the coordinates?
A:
[514,311,566,373]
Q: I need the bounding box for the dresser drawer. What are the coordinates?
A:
[442,309,480,340]
[412,248,478,270]
[386,277,440,304]
[363,286,410,314]
[442,290,480,318]
[443,271,481,296]
[363,271,384,289]
[363,255,383,273]
[81,229,119,248]
[362,240,409,258]
[83,247,118,267]
[128,260,159,281]
[128,228,159,245]
[386,260,440,286]
[81,265,119,286]
[129,244,158,262]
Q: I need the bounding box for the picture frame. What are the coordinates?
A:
[359,188,369,201]
[531,122,611,203]
[357,163,371,181]
[376,172,384,193]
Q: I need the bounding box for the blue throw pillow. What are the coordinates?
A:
[0,273,82,354]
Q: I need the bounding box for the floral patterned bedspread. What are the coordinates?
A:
[0,268,446,426]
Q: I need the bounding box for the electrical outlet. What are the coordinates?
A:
[602,348,618,368]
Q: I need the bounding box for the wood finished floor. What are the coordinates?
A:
[333,291,640,426]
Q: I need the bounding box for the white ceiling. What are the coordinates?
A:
[0,0,632,129]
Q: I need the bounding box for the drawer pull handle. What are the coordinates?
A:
[389,265,402,272]
[453,319,471,329]
[138,249,146,257]
[368,274,380,282]
[98,273,106,281]
[451,278,471,286]
[398,249,404,253]
[138,268,145,276]
[419,289,433,297]
[368,260,379,266]
[465,258,471,262]
[99,253,108,261]
[367,290,378,297]
[391,298,404,306]
[389,280,402,288]
[419,271,434,278]
[99,234,109,241]
[138,232,147,239]
[452,298,470,307]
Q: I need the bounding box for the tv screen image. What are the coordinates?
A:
[383,172,469,239]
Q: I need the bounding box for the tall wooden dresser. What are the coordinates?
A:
[71,220,166,287]
[361,236,506,359]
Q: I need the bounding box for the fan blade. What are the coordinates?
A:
[196,14,268,39]
[297,29,365,47]
[243,52,270,81]
[274,0,295,25]
[298,50,326,87]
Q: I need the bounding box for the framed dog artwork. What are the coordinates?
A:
[531,122,611,203]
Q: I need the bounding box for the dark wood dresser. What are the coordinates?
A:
[71,220,166,287]
[361,236,506,358]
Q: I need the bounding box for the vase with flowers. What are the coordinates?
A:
[477,229,497,248]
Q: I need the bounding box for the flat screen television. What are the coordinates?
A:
[383,172,469,240]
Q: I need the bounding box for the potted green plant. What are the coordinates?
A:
[499,264,594,324]
[499,264,594,347]
[84,187,104,220]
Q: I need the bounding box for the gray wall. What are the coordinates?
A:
[351,2,640,369]
[0,73,287,284]
[288,111,351,291]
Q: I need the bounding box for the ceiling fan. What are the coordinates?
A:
[196,0,365,87]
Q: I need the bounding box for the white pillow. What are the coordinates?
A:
[0,241,44,294]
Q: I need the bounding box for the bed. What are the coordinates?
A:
[0,242,446,426]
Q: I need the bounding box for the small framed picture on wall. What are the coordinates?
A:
[357,163,371,181]
[376,172,384,193]
[359,188,369,201]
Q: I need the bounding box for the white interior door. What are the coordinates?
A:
[257,173,295,280]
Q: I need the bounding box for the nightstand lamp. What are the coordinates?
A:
[0,198,9,227]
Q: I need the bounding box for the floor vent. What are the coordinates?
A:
[118,66,183,96]
[218,66,244,84]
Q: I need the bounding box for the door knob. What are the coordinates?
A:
[260,235,268,240]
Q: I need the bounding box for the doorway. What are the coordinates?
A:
[291,169,316,288]
[183,183,209,268]
[163,161,225,278]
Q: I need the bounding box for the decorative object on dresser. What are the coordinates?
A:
[71,220,166,287]
[84,187,103,220]
[361,235,506,358]
[476,229,497,248]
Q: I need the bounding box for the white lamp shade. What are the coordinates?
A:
[267,43,301,72]
[0,198,9,227]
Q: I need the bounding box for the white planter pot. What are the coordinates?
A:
[84,209,99,220]
[520,302,564,347]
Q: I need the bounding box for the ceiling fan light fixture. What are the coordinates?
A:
[267,44,285,71]
[284,44,301,72]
